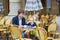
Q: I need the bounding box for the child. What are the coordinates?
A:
[25,17,39,40]
[26,17,36,28]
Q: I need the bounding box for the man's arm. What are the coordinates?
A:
[12,17,15,24]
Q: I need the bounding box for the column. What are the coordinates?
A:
[8,0,21,15]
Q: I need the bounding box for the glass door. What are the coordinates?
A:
[0,0,9,16]
[0,0,4,15]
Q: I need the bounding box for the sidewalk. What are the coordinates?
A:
[56,16,60,32]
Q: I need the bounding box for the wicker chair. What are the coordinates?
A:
[10,25,33,40]
[45,14,49,20]
[48,23,57,37]
[0,16,5,27]
[53,33,60,40]
[9,25,22,40]
[5,19,11,27]
[37,27,48,40]
[0,18,5,26]
[23,38,32,40]
[0,16,3,20]
[53,14,57,19]
[41,15,45,18]
[0,18,7,40]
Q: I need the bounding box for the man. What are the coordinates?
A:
[12,9,26,38]
[12,9,26,27]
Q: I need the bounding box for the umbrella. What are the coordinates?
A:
[25,0,43,12]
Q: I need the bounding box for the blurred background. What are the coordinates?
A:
[0,0,60,40]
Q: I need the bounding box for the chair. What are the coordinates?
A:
[53,33,60,40]
[0,18,7,40]
[5,19,11,26]
[9,25,22,40]
[51,18,56,23]
[42,17,48,28]
[0,18,5,26]
[37,27,48,40]
[48,23,57,37]
[41,15,45,18]
[10,25,33,40]
[23,38,32,40]
[53,14,57,19]
[4,19,12,39]
[51,15,56,23]
[0,16,3,20]
[0,18,5,29]
[45,14,49,20]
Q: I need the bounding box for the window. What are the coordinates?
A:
[0,0,3,13]
[0,0,9,16]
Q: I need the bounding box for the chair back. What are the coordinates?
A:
[0,16,3,20]
[10,25,22,40]
[45,14,49,19]
[48,23,57,32]
[0,18,5,25]
[51,18,56,23]
[5,19,11,26]
[38,27,47,40]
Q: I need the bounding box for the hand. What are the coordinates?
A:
[18,25,23,28]
[18,27,24,32]
[32,26,36,28]
[19,26,24,31]
[24,25,27,28]
[27,21,30,24]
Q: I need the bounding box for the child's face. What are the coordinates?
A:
[29,18,34,23]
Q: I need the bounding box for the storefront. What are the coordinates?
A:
[0,0,59,16]
[0,0,9,16]
[0,0,60,40]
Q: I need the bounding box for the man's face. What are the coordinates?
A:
[19,13,24,18]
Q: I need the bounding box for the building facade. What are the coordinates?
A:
[0,0,59,16]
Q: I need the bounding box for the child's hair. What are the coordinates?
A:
[27,14,34,21]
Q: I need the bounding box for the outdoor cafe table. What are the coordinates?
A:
[19,26,41,40]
